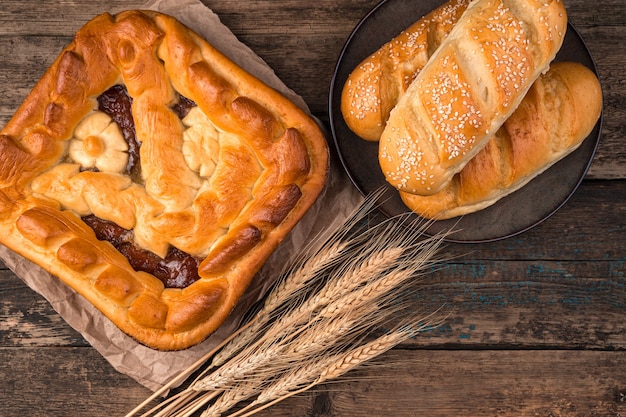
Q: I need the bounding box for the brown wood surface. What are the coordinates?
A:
[0,0,624,416]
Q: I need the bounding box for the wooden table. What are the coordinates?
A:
[0,0,624,416]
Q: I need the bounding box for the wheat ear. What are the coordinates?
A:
[228,322,427,417]
[208,189,388,369]
[193,244,403,391]
[225,228,448,417]
[208,239,348,369]
[127,190,452,417]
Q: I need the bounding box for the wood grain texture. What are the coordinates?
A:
[0,0,623,415]
[319,350,626,417]
[0,0,623,180]
[2,348,624,416]
[0,347,156,417]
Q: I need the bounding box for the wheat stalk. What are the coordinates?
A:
[193,244,403,391]
[207,188,389,370]
[126,190,451,417]
[208,239,348,370]
[228,313,444,417]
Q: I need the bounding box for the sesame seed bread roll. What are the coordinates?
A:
[400,62,602,219]
[379,0,567,195]
[340,0,471,142]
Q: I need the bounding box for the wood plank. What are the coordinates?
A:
[564,0,626,27]
[0,181,623,349]
[577,26,626,180]
[0,1,136,35]
[2,257,624,350]
[1,348,624,417]
[0,270,88,347]
[411,259,626,349]
[315,350,626,417]
[0,2,623,179]
[0,347,156,417]
[2,256,623,350]
[444,180,626,260]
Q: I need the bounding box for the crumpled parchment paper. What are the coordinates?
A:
[0,0,363,392]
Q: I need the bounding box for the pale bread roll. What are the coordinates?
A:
[400,62,602,219]
[340,0,471,141]
[379,0,568,195]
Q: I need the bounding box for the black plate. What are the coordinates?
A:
[329,0,603,243]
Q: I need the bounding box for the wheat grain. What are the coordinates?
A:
[207,189,390,370]
[209,240,348,368]
[126,190,452,417]
[194,244,404,391]
[230,327,418,417]
[199,381,261,417]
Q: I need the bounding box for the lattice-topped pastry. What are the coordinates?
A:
[0,10,328,350]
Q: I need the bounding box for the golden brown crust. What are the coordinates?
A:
[378,0,568,195]
[340,0,471,142]
[0,10,328,350]
[400,62,602,219]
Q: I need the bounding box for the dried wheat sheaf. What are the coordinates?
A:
[126,191,452,417]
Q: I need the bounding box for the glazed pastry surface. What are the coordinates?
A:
[400,62,602,219]
[0,10,328,350]
[378,0,568,195]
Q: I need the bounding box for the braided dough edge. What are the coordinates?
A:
[0,10,329,350]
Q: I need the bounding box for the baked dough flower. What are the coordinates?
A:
[182,106,220,178]
[69,111,129,173]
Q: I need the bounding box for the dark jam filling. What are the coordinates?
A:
[171,94,197,119]
[97,85,141,178]
[81,85,201,289]
[94,86,198,178]
[82,215,201,288]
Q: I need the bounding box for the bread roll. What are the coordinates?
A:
[340,0,470,142]
[400,62,602,219]
[379,0,567,195]
[0,11,328,350]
